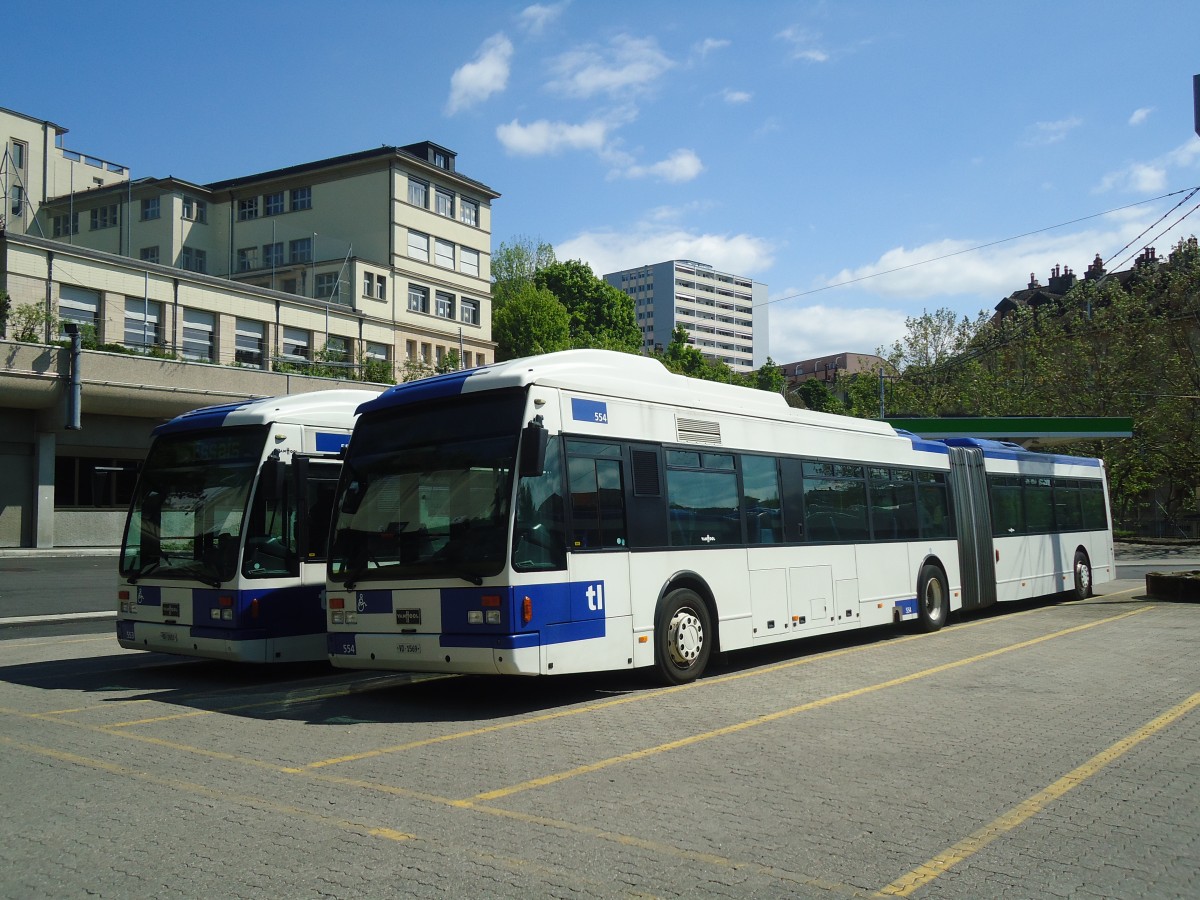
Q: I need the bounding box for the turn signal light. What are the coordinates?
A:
[218,595,233,608]
[522,596,533,625]
[481,595,501,607]
[329,597,345,610]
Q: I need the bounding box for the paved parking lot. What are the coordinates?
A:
[1,578,1197,898]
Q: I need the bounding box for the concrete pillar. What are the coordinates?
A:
[34,432,56,548]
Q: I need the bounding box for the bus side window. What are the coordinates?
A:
[741,455,782,544]
[568,451,627,550]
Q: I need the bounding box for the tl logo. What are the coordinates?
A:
[585,583,605,612]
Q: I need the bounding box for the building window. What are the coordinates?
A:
[237,197,259,220]
[124,298,162,351]
[408,284,429,314]
[408,178,428,208]
[460,247,479,277]
[375,275,386,300]
[10,140,27,169]
[182,308,215,362]
[460,198,478,227]
[264,191,284,216]
[460,297,480,326]
[434,239,454,269]
[289,237,312,264]
[421,342,431,363]
[11,185,23,215]
[236,247,257,272]
[235,318,265,368]
[433,151,448,169]
[59,285,100,336]
[435,291,455,319]
[365,341,388,362]
[405,340,416,360]
[324,334,351,363]
[282,326,310,361]
[407,230,429,262]
[181,196,207,223]
[53,213,79,237]
[362,272,374,296]
[140,197,160,220]
[362,273,386,301]
[290,186,312,211]
[435,188,454,218]
[140,246,159,264]
[90,204,119,230]
[55,455,138,509]
[262,242,284,269]
[315,271,344,302]
[180,246,207,273]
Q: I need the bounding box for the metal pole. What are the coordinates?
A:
[65,323,82,430]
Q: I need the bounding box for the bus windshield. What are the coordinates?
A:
[329,391,526,587]
[120,426,267,586]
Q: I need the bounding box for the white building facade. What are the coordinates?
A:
[603,259,767,372]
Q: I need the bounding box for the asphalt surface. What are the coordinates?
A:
[1,576,1197,898]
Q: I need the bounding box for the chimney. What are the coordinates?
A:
[1085,254,1105,280]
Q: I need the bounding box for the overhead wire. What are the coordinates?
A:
[755,186,1200,310]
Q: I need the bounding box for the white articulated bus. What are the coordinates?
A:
[117,389,379,662]
[324,350,1113,684]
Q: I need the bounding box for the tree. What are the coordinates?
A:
[535,260,642,353]
[0,290,10,338]
[436,349,462,374]
[792,378,839,413]
[9,304,57,343]
[491,236,557,310]
[492,281,571,360]
[749,357,785,394]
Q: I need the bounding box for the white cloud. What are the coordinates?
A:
[766,302,909,363]
[776,26,830,63]
[547,35,673,98]
[613,148,704,183]
[1095,137,1200,194]
[445,34,513,115]
[721,88,752,104]
[556,218,776,283]
[1021,116,1082,146]
[495,117,612,156]
[693,37,730,58]
[1128,106,1154,126]
[518,2,568,36]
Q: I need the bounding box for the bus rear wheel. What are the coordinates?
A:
[917,564,949,632]
[655,588,712,685]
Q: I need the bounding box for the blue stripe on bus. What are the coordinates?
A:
[153,400,256,435]
[356,368,480,414]
[328,633,357,656]
[941,437,1103,467]
[129,585,322,636]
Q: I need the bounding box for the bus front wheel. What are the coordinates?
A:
[917,564,949,633]
[1071,550,1092,601]
[655,588,712,685]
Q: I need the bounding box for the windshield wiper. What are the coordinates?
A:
[127,560,160,584]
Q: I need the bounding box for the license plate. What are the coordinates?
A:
[160,631,178,642]
[395,609,421,625]
[396,643,421,654]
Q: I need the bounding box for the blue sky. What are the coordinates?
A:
[8,1,1200,364]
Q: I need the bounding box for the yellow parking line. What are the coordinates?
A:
[877,689,1200,896]
[469,607,1150,803]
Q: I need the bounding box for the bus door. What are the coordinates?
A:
[947,446,997,610]
[294,455,343,571]
[556,439,634,674]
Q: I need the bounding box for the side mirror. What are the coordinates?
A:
[518,420,548,477]
[340,479,365,515]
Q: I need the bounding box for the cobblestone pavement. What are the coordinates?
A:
[1,578,1197,898]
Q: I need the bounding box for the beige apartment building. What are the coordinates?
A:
[0,105,500,549]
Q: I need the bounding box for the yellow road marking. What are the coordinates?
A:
[469,606,1150,803]
[877,689,1200,896]
[294,597,1089,771]
[0,734,413,841]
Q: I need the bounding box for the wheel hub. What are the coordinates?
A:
[668,609,704,667]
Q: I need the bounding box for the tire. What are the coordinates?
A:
[916,564,949,633]
[654,588,713,685]
[1070,550,1092,601]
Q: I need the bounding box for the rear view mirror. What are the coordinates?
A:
[519,419,548,477]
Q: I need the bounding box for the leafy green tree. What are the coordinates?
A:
[535,260,641,353]
[749,357,785,394]
[400,357,435,382]
[492,236,557,310]
[436,349,462,374]
[791,378,840,412]
[10,304,57,343]
[492,281,571,360]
